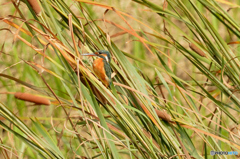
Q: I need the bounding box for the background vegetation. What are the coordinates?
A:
[0,0,240,158]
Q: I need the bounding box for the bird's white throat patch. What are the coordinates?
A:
[104,55,109,62]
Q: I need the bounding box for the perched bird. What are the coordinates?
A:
[82,50,112,87]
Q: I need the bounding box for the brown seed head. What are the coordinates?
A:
[189,43,206,57]
[27,0,41,15]
[14,92,51,105]
[155,109,172,122]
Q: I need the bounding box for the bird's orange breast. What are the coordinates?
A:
[93,58,109,87]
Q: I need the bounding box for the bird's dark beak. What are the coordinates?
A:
[81,52,99,56]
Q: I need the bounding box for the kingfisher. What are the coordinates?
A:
[82,50,112,87]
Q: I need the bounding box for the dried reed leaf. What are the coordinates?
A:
[228,41,240,45]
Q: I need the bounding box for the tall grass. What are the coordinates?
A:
[0,0,240,158]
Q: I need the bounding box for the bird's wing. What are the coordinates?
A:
[104,62,112,83]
